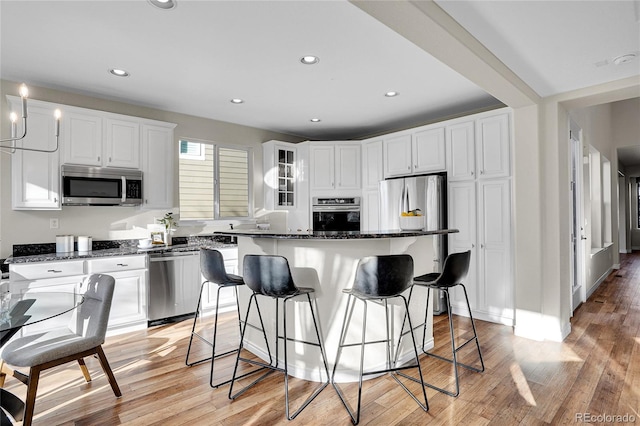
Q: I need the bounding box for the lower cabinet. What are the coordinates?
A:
[447,179,513,325]
[86,255,148,334]
[200,247,239,313]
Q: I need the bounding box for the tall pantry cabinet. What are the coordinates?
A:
[446,110,513,326]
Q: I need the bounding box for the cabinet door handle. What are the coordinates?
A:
[97,156,101,162]
[117,263,128,267]
[47,269,62,273]
[414,164,417,168]
[407,166,410,170]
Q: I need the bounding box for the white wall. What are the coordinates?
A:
[0,80,303,258]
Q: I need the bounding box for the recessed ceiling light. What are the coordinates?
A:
[612,53,637,65]
[109,68,130,77]
[230,98,244,104]
[310,118,321,123]
[385,91,399,97]
[300,56,320,65]
[148,0,176,10]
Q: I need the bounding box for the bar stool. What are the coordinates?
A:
[331,254,428,425]
[228,254,329,421]
[185,248,270,388]
[406,250,484,397]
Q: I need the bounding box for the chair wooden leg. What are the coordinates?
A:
[95,346,121,397]
[0,359,6,387]
[77,358,92,382]
[22,366,41,426]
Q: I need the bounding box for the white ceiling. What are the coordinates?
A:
[1,1,639,150]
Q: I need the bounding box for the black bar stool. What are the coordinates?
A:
[405,250,484,397]
[185,248,271,388]
[228,254,329,421]
[331,254,428,425]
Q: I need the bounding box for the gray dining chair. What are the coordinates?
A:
[0,273,121,426]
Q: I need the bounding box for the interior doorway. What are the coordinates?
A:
[570,120,586,313]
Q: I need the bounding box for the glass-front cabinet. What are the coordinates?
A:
[277,148,295,207]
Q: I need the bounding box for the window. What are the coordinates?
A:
[179,140,205,160]
[178,139,251,220]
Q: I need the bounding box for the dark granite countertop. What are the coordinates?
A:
[214,228,458,240]
[4,235,236,265]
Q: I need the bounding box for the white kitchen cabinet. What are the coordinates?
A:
[263,140,310,231]
[384,133,412,177]
[476,112,510,179]
[383,126,446,178]
[62,111,103,166]
[62,115,140,169]
[141,123,176,209]
[446,120,475,181]
[447,178,512,325]
[104,118,140,169]
[477,179,512,322]
[446,109,513,326]
[9,259,86,335]
[8,97,61,210]
[446,112,510,182]
[361,189,380,232]
[310,142,361,192]
[87,255,147,334]
[412,127,446,174]
[362,138,383,191]
[200,247,239,312]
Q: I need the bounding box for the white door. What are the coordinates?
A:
[570,123,586,312]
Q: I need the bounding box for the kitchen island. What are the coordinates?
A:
[214,229,457,383]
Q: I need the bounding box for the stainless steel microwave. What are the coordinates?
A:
[61,165,143,206]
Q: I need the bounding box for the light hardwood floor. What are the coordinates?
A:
[3,252,639,425]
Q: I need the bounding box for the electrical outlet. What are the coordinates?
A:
[50,218,59,229]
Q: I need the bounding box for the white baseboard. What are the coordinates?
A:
[586,266,613,299]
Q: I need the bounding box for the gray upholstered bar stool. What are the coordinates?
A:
[228,254,329,421]
[185,248,270,388]
[331,254,428,425]
[406,250,484,397]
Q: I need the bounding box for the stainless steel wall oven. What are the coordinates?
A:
[312,197,360,232]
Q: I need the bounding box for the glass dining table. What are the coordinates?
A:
[0,292,84,426]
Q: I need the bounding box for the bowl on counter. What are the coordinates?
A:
[138,238,153,248]
[399,215,425,231]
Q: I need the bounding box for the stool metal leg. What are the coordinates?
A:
[332,295,428,425]
[228,293,275,399]
[185,281,211,367]
[282,295,329,420]
[209,284,242,388]
[401,284,485,397]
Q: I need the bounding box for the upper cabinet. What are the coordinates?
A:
[63,114,140,169]
[104,118,140,169]
[310,142,361,192]
[8,98,62,210]
[447,112,510,182]
[383,125,446,178]
[61,111,102,166]
[141,123,176,209]
[476,113,510,179]
[263,140,310,231]
[7,96,175,210]
[362,138,383,191]
[446,121,475,181]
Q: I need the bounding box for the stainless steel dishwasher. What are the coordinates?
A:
[148,251,201,327]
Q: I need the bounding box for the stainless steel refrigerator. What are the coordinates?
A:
[379,173,447,313]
